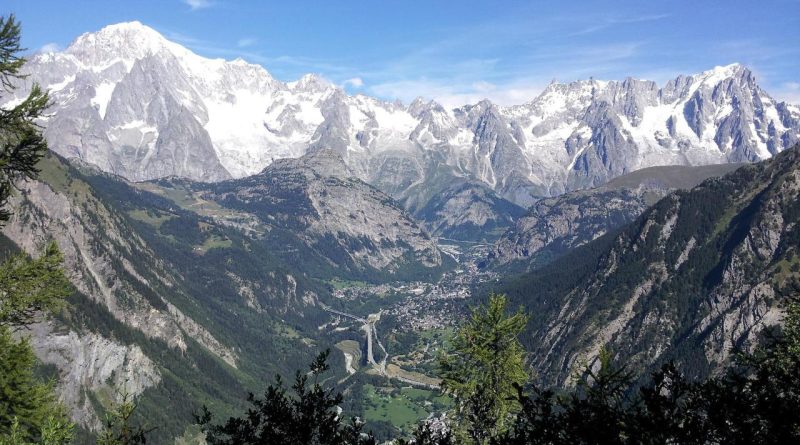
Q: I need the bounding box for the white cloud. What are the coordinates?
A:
[237,37,257,48]
[362,40,644,107]
[183,0,213,10]
[773,81,800,105]
[38,42,60,53]
[568,13,671,36]
[369,78,545,108]
[343,77,364,88]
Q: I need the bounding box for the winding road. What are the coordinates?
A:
[322,304,437,388]
[321,304,387,374]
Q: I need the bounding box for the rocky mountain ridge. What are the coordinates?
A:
[8,21,800,239]
[200,149,444,274]
[491,163,743,266]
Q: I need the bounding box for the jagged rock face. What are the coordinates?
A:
[492,163,744,265]
[26,322,160,429]
[205,150,442,272]
[500,145,800,386]
[492,188,655,266]
[401,169,526,241]
[10,22,799,217]
[13,25,233,182]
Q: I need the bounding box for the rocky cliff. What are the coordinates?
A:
[492,163,743,266]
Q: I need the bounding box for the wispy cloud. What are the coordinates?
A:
[162,29,205,46]
[711,39,799,62]
[153,6,671,107]
[152,5,795,108]
[155,26,354,79]
[345,5,655,106]
[772,81,800,105]
[182,0,213,11]
[369,78,547,108]
[237,37,257,48]
[343,77,364,88]
[38,42,60,53]
[567,13,671,36]
[364,39,645,106]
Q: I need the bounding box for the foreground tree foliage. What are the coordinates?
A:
[96,392,152,445]
[438,293,529,444]
[198,295,798,444]
[395,422,454,445]
[499,300,800,445]
[0,242,70,329]
[0,13,73,445]
[0,14,49,225]
[198,350,376,445]
[0,328,71,444]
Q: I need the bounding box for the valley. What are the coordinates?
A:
[316,241,498,435]
[0,10,798,443]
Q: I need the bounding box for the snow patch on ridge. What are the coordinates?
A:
[91,81,115,118]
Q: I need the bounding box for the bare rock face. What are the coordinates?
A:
[492,163,744,266]
[0,156,252,431]
[501,144,800,386]
[206,150,442,273]
[25,322,161,430]
[492,188,654,266]
[402,171,526,241]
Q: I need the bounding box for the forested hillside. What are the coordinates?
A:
[1,153,347,441]
[498,143,800,385]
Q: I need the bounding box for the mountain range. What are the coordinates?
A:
[491,162,743,267]
[5,21,799,240]
[3,19,800,442]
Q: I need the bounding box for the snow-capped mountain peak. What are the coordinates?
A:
[697,62,746,84]
[289,73,336,94]
[66,21,178,67]
[10,21,800,211]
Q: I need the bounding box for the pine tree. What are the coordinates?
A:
[438,293,529,444]
[499,302,800,444]
[0,14,50,224]
[198,350,376,445]
[96,392,152,445]
[0,13,73,445]
[0,242,70,329]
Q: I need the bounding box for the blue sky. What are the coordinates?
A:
[6,0,800,106]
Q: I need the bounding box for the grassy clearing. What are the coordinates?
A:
[712,184,768,238]
[36,156,94,201]
[36,156,72,192]
[128,208,174,228]
[195,234,233,254]
[363,384,429,431]
[362,384,452,433]
[386,364,441,387]
[135,183,228,215]
[328,278,370,290]
[400,387,451,407]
